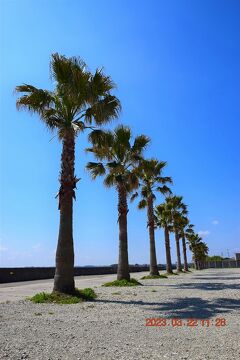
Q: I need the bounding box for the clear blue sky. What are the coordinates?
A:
[0,0,239,267]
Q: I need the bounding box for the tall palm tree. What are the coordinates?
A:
[131,159,172,276]
[187,233,209,270]
[165,196,187,272]
[155,202,173,274]
[182,222,195,271]
[86,125,150,281]
[197,241,209,269]
[177,215,192,272]
[15,53,121,294]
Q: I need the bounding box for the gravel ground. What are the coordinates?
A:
[0,268,239,360]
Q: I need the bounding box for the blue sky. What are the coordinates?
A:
[0,0,239,267]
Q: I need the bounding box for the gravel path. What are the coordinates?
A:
[0,268,239,360]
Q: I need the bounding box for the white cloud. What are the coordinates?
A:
[212,220,219,225]
[0,245,8,252]
[32,243,41,250]
[198,230,210,237]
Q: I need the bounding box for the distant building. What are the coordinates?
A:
[235,253,240,260]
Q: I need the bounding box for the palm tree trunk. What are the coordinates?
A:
[182,235,188,271]
[117,182,130,281]
[147,195,159,276]
[164,226,173,274]
[175,230,182,272]
[53,130,77,294]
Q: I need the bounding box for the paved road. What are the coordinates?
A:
[0,271,149,302]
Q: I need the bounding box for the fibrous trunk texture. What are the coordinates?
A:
[182,235,188,271]
[117,182,130,281]
[164,226,173,274]
[53,130,77,294]
[175,230,182,272]
[147,195,159,276]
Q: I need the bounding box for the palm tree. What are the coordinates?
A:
[86,125,150,281]
[15,53,121,294]
[182,222,195,271]
[165,196,187,272]
[155,202,173,274]
[177,215,192,272]
[131,159,172,276]
[187,233,209,269]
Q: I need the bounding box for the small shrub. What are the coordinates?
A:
[28,288,97,304]
[102,278,142,287]
[30,292,52,303]
[78,288,97,300]
[164,272,179,276]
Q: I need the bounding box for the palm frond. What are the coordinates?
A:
[103,173,116,188]
[138,199,147,210]
[156,185,171,195]
[155,176,173,184]
[88,68,116,100]
[50,53,88,85]
[84,95,121,125]
[127,171,139,190]
[132,135,150,154]
[141,186,149,199]
[114,125,131,147]
[16,85,54,113]
[86,162,106,179]
[155,160,167,174]
[88,129,109,146]
[130,192,139,202]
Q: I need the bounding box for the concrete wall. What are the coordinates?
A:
[0,265,163,283]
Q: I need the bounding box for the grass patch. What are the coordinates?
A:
[111,291,121,295]
[151,289,157,292]
[164,272,179,276]
[34,312,42,316]
[29,288,97,304]
[102,278,142,287]
[141,274,167,280]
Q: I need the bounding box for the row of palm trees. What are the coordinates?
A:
[15,53,208,295]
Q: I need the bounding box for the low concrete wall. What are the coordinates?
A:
[0,265,167,283]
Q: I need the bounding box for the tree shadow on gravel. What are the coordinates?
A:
[142,281,240,291]
[148,297,240,319]
[191,277,240,281]
[163,282,240,291]
[95,297,240,319]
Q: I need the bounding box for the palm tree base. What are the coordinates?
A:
[117,273,130,281]
[149,271,160,276]
[53,276,75,295]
